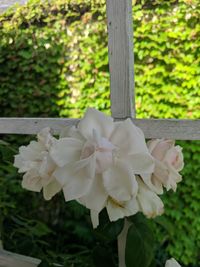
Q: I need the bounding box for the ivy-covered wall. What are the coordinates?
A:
[0,0,200,266]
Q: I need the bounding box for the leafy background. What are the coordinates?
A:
[0,0,200,266]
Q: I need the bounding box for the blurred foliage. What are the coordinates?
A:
[0,0,110,118]
[0,0,200,266]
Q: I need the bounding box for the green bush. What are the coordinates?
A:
[0,0,200,266]
[0,0,110,118]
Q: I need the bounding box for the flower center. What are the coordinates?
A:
[81,129,116,174]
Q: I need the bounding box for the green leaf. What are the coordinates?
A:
[92,245,115,267]
[125,215,155,267]
[94,209,124,242]
[38,259,53,267]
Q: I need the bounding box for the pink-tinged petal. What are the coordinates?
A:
[78,108,114,139]
[103,160,138,202]
[43,179,62,200]
[165,165,182,192]
[173,146,184,171]
[53,155,96,201]
[126,153,154,174]
[141,159,168,194]
[147,139,161,154]
[50,137,83,167]
[79,175,107,211]
[147,139,174,161]
[142,159,182,194]
[22,169,42,192]
[110,119,148,157]
[90,210,100,228]
[106,197,139,222]
[164,146,184,172]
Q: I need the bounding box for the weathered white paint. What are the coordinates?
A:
[0,249,41,267]
[0,118,79,135]
[106,0,134,119]
[0,117,200,140]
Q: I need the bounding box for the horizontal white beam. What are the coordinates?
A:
[0,118,200,140]
[0,249,41,267]
[0,118,79,135]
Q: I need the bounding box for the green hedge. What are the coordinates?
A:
[0,0,200,266]
[0,0,110,118]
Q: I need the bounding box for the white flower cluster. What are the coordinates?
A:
[14,109,184,228]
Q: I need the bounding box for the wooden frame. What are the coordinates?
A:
[0,0,199,140]
[0,117,200,140]
[0,249,41,267]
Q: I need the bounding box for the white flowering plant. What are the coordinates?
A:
[14,108,184,267]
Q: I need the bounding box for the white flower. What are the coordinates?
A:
[165,258,181,267]
[136,176,164,218]
[14,128,62,200]
[50,108,154,226]
[142,139,184,194]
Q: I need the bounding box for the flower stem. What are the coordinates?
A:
[118,219,131,267]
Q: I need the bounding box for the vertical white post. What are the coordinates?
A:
[117,220,131,267]
[106,1,134,266]
[106,0,134,119]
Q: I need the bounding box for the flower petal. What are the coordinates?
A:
[79,175,107,211]
[22,169,42,192]
[126,152,155,174]
[14,154,39,173]
[165,165,182,192]
[78,108,114,139]
[173,146,184,171]
[141,159,168,194]
[43,179,62,200]
[39,154,56,184]
[103,160,138,202]
[53,155,96,201]
[106,200,125,222]
[141,173,164,195]
[50,137,83,167]
[90,210,100,228]
[17,141,44,163]
[110,119,148,157]
[136,176,164,218]
[147,139,174,161]
[164,146,184,172]
[60,125,86,142]
[37,127,55,149]
[106,197,139,222]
